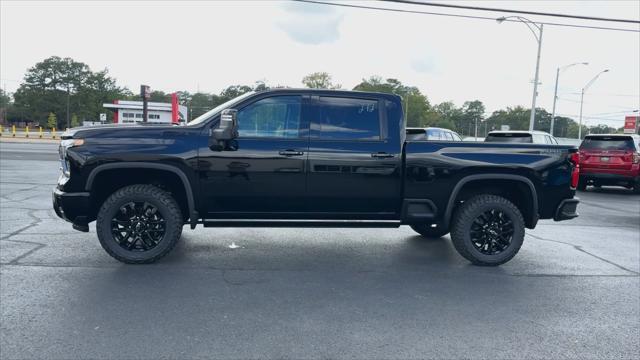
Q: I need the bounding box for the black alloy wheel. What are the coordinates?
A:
[450,194,525,266]
[469,209,514,255]
[111,201,166,252]
[97,184,183,264]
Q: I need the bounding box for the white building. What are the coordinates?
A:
[103,93,187,125]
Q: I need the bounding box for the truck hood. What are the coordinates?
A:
[61,123,176,139]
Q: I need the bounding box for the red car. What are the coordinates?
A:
[577,134,640,193]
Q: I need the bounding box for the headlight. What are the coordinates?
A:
[59,139,84,177]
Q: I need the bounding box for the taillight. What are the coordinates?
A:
[569,152,580,188]
[633,152,640,164]
[570,152,580,165]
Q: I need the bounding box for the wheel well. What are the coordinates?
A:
[449,179,536,228]
[89,168,190,222]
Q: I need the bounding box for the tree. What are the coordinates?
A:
[0,89,11,124]
[353,76,432,127]
[13,57,127,126]
[460,100,485,137]
[71,113,80,128]
[302,72,341,89]
[47,112,57,129]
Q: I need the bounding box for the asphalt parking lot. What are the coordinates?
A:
[1,141,639,359]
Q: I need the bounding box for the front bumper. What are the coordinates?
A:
[554,198,579,221]
[52,187,91,232]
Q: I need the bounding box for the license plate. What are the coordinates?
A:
[600,157,609,162]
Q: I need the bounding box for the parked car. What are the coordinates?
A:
[406,127,462,141]
[577,134,640,193]
[485,130,559,144]
[53,89,580,266]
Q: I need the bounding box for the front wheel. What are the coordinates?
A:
[450,194,525,266]
[96,184,183,264]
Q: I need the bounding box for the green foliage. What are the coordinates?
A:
[6,62,607,138]
[353,76,432,127]
[12,56,127,126]
[47,112,57,129]
[302,72,341,89]
[71,113,80,128]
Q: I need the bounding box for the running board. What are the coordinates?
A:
[202,219,402,228]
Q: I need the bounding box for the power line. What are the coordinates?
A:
[380,0,640,24]
[556,113,629,122]
[294,0,640,33]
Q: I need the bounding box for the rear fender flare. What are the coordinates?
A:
[443,174,538,228]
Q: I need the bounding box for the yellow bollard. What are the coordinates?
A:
[52,127,56,139]
[12,125,16,137]
[25,126,29,138]
[0,125,3,137]
[39,127,43,138]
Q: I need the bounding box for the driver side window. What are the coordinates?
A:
[237,96,302,138]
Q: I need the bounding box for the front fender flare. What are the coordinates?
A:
[85,162,198,228]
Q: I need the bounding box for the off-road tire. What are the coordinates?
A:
[96,184,183,264]
[410,224,449,238]
[450,194,525,266]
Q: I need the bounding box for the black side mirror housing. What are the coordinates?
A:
[209,109,238,150]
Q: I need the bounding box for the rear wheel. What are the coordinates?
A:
[633,180,640,194]
[450,194,525,266]
[410,224,449,238]
[96,184,183,264]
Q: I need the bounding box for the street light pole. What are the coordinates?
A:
[551,62,589,136]
[529,24,543,131]
[496,16,543,132]
[578,69,609,139]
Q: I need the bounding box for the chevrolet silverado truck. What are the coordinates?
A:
[53,89,580,265]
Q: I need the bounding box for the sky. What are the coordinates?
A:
[1,0,639,127]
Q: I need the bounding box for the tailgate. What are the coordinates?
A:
[580,150,633,171]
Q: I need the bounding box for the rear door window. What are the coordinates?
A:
[485,133,533,143]
[316,97,381,140]
[580,136,635,151]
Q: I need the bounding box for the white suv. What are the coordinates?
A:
[485,130,558,144]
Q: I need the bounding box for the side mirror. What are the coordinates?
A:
[210,109,238,150]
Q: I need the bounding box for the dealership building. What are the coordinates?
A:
[103,93,187,125]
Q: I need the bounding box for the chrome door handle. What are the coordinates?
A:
[371,152,394,159]
[279,150,304,156]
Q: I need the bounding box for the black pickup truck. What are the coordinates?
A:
[53,89,580,265]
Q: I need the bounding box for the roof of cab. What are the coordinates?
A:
[258,88,402,101]
[584,133,640,139]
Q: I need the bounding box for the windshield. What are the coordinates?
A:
[580,136,635,151]
[187,92,255,126]
[485,133,533,143]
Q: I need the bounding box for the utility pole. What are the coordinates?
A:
[141,85,150,123]
[496,16,543,132]
[551,62,588,136]
[529,24,543,131]
[66,87,70,129]
[578,69,609,139]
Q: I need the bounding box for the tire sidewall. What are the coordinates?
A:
[97,188,181,263]
[455,199,525,265]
